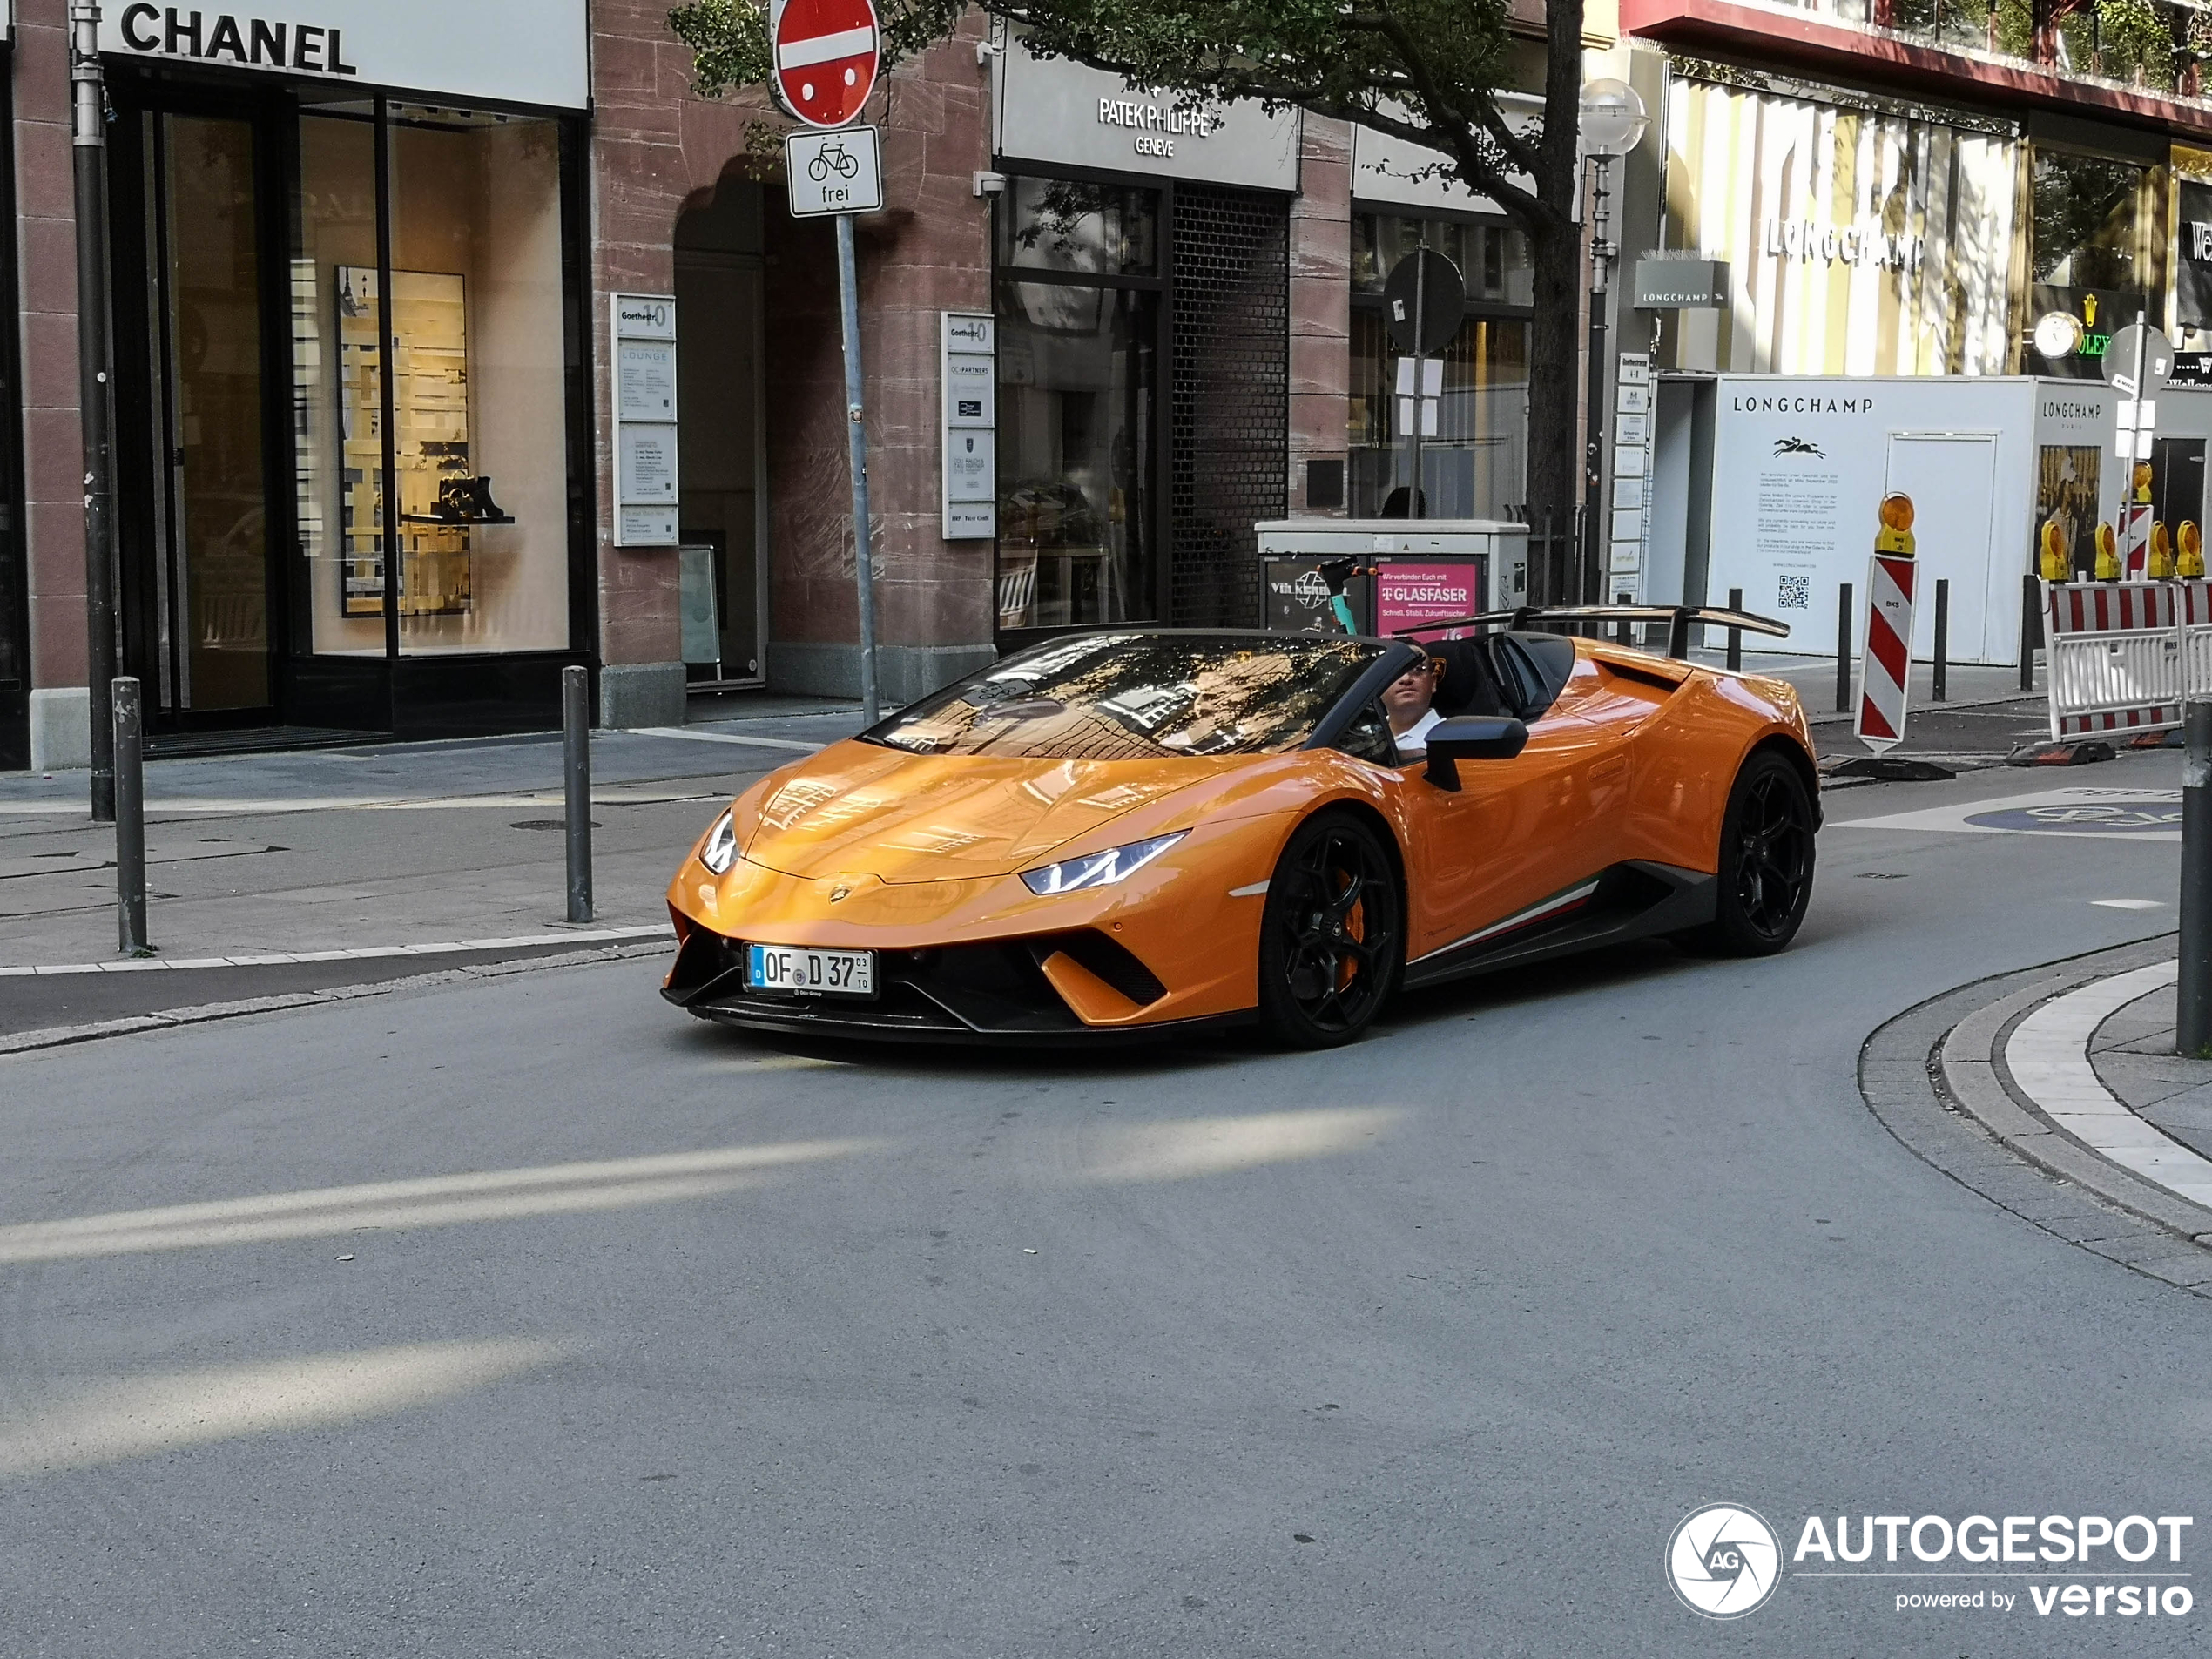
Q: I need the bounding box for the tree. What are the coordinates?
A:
[671,0,1591,596]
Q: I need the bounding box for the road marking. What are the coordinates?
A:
[629,727,828,752]
[0,792,718,817]
[1834,786,2182,841]
[2003,961,2212,1210]
[0,925,668,977]
[2093,899,2165,910]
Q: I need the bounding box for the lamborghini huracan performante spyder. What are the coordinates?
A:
[662,617,1820,1048]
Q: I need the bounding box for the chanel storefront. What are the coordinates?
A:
[97,0,593,743]
[988,36,1299,641]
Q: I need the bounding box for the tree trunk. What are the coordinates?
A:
[1523,214,1582,605]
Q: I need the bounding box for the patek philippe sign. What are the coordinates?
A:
[2177,180,2212,331]
[101,1,590,110]
[992,31,1300,191]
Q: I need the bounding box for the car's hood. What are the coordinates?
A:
[742,745,1222,883]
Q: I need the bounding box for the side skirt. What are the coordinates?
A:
[1399,861,1716,991]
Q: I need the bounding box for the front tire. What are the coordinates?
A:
[1255,812,1403,1049]
[1683,748,1816,956]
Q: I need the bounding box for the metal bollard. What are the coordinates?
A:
[2020,570,2040,693]
[1933,578,1949,704]
[563,664,592,924]
[113,676,147,954]
[2181,702,2212,1055]
[1835,582,1853,714]
[1614,591,1631,646]
[1725,586,1743,672]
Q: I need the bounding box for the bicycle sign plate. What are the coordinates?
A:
[786,126,883,217]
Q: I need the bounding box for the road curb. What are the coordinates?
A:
[1857,933,2212,1298]
[0,939,670,1059]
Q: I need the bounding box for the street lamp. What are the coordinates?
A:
[1578,77,1649,605]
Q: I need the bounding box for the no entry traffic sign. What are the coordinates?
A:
[773,0,880,130]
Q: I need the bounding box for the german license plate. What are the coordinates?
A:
[745,944,875,997]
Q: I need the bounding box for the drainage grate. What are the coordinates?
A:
[1170,185,1289,628]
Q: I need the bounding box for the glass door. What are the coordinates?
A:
[141,112,274,718]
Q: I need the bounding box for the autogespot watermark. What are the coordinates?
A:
[1666,1506,2195,1622]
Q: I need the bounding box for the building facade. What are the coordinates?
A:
[1608,0,2212,623]
[0,3,1580,769]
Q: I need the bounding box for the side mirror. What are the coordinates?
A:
[1423,716,1529,792]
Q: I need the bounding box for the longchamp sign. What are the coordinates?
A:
[101,1,590,110]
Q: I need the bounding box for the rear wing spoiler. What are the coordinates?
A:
[1390,604,1790,661]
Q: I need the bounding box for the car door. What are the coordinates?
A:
[1390,697,1617,964]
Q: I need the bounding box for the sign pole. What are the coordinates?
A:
[1406,253,1425,521]
[835,211,880,725]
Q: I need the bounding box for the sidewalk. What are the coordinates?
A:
[1700,649,2055,767]
[1919,938,2212,1291]
[0,698,867,979]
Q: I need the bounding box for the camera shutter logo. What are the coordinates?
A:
[1666,1504,1782,1618]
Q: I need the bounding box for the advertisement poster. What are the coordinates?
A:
[1375,560,1485,637]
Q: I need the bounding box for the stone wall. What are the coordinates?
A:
[593,3,995,709]
[13,0,91,767]
[1289,117,1353,516]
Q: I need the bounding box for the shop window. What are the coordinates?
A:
[2030,149,2168,378]
[1352,212,1531,305]
[997,177,1156,275]
[390,109,569,654]
[2033,150,2154,293]
[996,279,1157,628]
[1348,212,1530,518]
[290,104,570,659]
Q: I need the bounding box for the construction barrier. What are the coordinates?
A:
[2043,579,2187,739]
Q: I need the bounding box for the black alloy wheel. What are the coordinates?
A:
[1684,749,1817,956]
[1255,812,1403,1048]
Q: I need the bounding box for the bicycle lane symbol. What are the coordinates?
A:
[1964,802,2183,832]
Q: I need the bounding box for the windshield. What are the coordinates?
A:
[864,633,1390,759]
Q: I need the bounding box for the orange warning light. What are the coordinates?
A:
[2134,462,2155,504]
[2150,522,2175,579]
[2094,521,2121,581]
[2039,517,2070,582]
[1875,493,1916,556]
[2182,521,2205,579]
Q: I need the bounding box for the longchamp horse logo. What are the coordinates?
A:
[1773,436,1826,458]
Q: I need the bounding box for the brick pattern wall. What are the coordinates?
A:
[14,0,86,696]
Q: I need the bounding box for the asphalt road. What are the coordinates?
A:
[1,753,2206,1656]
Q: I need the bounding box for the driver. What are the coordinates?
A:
[1383,658,1443,759]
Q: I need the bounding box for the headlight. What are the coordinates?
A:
[698,810,738,874]
[1020,832,1186,896]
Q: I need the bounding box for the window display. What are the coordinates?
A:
[292,103,570,658]
[338,267,489,617]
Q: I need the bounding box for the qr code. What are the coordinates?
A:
[1777,574,1811,610]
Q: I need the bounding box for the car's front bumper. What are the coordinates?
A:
[661,845,1270,1041]
[661,922,1252,1043]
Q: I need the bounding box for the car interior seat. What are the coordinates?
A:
[1426,631,1575,724]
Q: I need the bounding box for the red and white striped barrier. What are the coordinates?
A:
[2043,579,2183,739]
[1854,553,1916,752]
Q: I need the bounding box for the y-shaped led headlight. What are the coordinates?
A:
[699,810,738,874]
[1020,832,1186,896]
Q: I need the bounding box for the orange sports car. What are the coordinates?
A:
[662,614,1818,1048]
